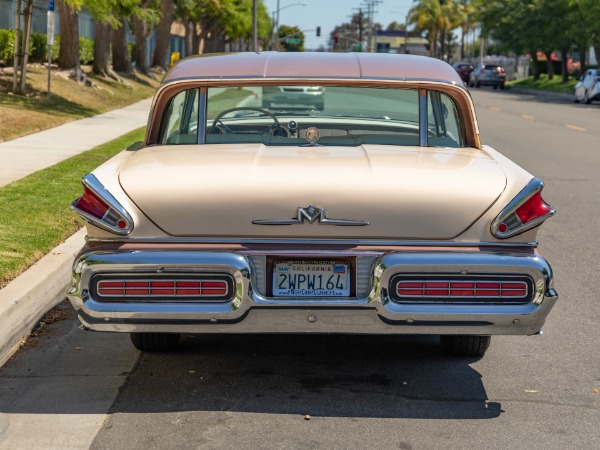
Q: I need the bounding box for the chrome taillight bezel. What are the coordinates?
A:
[491,178,555,239]
[389,274,534,305]
[91,273,235,302]
[70,174,133,235]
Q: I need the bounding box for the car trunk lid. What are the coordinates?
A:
[118,144,506,240]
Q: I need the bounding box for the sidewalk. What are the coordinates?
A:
[0,98,152,188]
[0,97,152,364]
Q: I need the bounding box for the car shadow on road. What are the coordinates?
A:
[111,333,501,420]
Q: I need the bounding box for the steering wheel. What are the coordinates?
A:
[210,107,282,136]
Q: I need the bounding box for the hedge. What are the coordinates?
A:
[0,29,94,65]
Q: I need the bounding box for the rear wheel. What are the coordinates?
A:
[130,333,181,352]
[440,335,491,357]
[583,90,591,104]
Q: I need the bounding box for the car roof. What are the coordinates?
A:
[163,52,464,85]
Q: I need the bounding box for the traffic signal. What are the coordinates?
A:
[333,34,339,45]
[316,26,321,37]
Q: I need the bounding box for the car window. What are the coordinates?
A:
[427,91,464,148]
[159,88,199,145]
[164,85,466,149]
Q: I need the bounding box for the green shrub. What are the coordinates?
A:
[29,32,47,62]
[0,29,95,65]
[0,29,15,63]
[80,37,94,64]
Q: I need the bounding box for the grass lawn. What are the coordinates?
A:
[508,74,577,94]
[0,65,159,141]
[207,88,255,117]
[0,127,145,288]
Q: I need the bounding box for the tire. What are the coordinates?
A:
[500,83,505,90]
[476,81,481,88]
[440,335,491,357]
[574,94,580,103]
[583,90,591,104]
[493,85,498,90]
[130,333,181,352]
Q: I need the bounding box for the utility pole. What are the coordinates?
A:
[361,0,380,53]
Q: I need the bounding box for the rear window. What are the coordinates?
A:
[161,85,465,148]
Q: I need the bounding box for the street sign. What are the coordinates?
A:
[47,11,54,45]
[48,0,54,11]
[285,38,301,44]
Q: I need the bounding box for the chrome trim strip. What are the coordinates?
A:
[419,89,428,147]
[161,76,467,92]
[491,178,556,239]
[84,236,538,247]
[253,206,369,226]
[197,91,206,144]
[70,174,134,236]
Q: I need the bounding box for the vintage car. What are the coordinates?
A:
[67,52,558,357]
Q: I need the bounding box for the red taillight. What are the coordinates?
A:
[71,174,133,235]
[96,279,230,299]
[73,187,109,219]
[492,179,555,239]
[515,192,553,224]
[396,280,528,300]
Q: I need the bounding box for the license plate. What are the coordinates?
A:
[273,260,350,297]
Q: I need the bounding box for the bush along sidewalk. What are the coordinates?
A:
[0,29,94,66]
[0,127,145,289]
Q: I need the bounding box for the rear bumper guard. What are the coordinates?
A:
[67,250,558,335]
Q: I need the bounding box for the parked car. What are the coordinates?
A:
[469,64,506,89]
[262,85,325,110]
[68,52,558,358]
[574,69,600,104]
[451,62,474,84]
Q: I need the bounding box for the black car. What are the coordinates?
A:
[468,64,506,90]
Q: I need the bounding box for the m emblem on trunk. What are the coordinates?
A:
[252,205,369,226]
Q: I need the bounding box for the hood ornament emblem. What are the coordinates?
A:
[252,205,369,226]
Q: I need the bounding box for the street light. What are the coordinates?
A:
[273,1,308,50]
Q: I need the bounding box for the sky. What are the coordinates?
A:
[263,0,416,50]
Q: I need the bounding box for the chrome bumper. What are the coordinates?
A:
[67,249,558,335]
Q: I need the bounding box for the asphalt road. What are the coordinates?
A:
[1,88,599,449]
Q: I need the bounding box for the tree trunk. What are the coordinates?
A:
[544,51,554,80]
[197,27,209,54]
[93,21,120,80]
[530,49,540,80]
[560,48,569,83]
[56,0,79,70]
[133,15,150,74]
[112,19,133,75]
[185,19,194,56]
[595,46,600,71]
[154,0,175,68]
[578,44,587,73]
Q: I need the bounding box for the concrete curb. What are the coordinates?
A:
[505,86,573,101]
[0,229,86,366]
